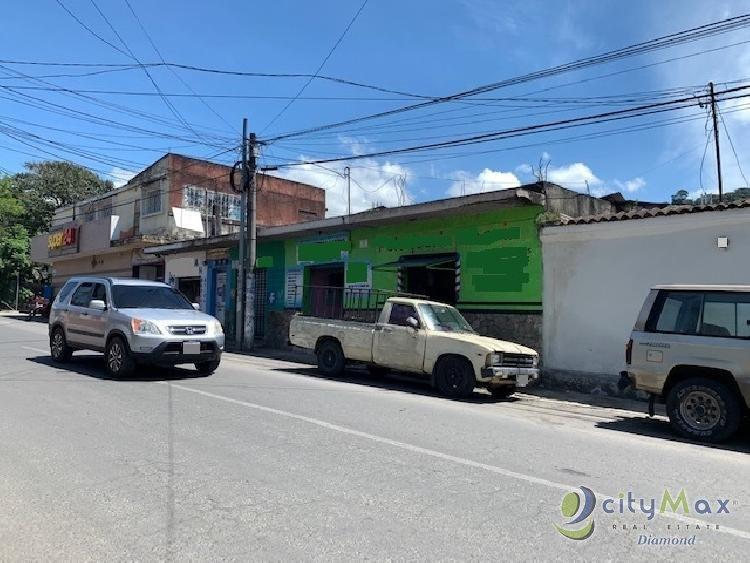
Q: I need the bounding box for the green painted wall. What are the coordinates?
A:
[280,205,543,311]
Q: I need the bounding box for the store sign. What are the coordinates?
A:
[48,226,78,253]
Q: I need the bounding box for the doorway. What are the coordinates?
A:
[402,253,458,304]
[307,264,345,318]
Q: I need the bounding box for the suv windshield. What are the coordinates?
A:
[112,285,193,310]
[418,303,475,333]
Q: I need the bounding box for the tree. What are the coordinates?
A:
[671,189,690,205]
[0,177,30,305]
[12,161,113,236]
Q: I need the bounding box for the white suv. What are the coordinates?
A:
[49,277,224,378]
[623,285,750,442]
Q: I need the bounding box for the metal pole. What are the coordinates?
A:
[709,82,724,202]
[345,166,351,216]
[244,133,258,349]
[15,270,20,311]
[234,118,248,349]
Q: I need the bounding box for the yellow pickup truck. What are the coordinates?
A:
[289,296,539,399]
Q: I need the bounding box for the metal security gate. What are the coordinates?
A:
[253,268,267,339]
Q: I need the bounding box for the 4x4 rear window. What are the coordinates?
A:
[647,291,702,334]
[647,290,750,338]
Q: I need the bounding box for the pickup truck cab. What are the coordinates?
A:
[290,297,539,399]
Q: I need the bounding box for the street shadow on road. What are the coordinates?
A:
[595,415,750,454]
[25,355,208,382]
[270,365,519,404]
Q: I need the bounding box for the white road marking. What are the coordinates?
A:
[22,346,49,354]
[166,381,750,541]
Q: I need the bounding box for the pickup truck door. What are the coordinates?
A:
[372,303,427,373]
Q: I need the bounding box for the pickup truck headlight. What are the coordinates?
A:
[487,352,502,366]
[131,318,161,335]
[212,320,223,335]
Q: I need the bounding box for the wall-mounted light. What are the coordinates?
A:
[717,236,729,249]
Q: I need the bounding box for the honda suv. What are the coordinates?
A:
[49,277,224,378]
[623,285,750,442]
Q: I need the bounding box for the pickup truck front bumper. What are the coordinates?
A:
[480,367,539,388]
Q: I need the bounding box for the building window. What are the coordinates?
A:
[183,186,241,221]
[143,188,162,215]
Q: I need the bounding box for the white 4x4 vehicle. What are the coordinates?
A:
[49,277,224,378]
[624,285,750,442]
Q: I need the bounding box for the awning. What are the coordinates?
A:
[373,254,456,271]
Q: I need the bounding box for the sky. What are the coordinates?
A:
[1,0,750,215]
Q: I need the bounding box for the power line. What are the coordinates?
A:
[122,0,236,134]
[260,0,369,133]
[85,0,205,142]
[0,59,431,99]
[265,86,750,168]
[263,14,750,143]
[717,105,750,187]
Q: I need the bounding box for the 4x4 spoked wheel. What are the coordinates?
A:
[105,336,135,378]
[50,327,72,363]
[666,377,741,443]
[435,356,476,399]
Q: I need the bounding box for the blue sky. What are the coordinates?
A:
[2,0,750,214]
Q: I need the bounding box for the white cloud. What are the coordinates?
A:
[274,140,412,217]
[110,167,136,188]
[447,168,520,197]
[515,163,533,175]
[546,162,601,189]
[613,177,646,194]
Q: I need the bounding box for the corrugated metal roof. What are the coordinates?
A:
[556,199,750,225]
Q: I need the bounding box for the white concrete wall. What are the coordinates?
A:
[542,208,750,377]
[165,251,205,283]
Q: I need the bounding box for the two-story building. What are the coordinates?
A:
[31,153,326,302]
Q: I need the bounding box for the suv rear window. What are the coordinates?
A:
[647,290,750,338]
[647,291,702,334]
[112,285,193,310]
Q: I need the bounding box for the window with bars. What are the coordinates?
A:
[142,188,162,215]
[182,186,240,221]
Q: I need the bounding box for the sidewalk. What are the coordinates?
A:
[227,345,659,416]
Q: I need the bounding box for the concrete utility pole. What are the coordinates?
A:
[344,166,351,216]
[234,118,248,348]
[244,132,258,350]
[709,82,724,202]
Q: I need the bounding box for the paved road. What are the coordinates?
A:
[0,315,748,561]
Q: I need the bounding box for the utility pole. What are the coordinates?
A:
[344,166,351,216]
[15,270,20,311]
[244,132,258,350]
[234,118,248,348]
[709,82,724,202]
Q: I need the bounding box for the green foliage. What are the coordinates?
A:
[0,161,113,304]
[11,160,113,236]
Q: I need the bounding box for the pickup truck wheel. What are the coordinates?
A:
[317,340,345,377]
[435,356,476,399]
[105,336,135,379]
[50,327,73,363]
[666,377,742,443]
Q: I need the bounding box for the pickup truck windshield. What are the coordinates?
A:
[112,286,194,310]
[418,303,475,333]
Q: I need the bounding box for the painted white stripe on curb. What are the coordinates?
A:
[165,381,750,541]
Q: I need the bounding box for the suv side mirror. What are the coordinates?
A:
[406,316,420,330]
[192,303,201,310]
[89,299,106,311]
